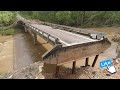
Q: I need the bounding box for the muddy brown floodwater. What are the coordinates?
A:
[0,35,13,75]
[13,32,53,71]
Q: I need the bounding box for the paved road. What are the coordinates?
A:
[31,24,99,46]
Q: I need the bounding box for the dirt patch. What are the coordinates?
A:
[0,35,12,43]
[112,33,120,43]
[91,27,120,35]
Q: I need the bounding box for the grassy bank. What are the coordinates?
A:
[0,26,23,36]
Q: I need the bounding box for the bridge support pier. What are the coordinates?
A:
[92,55,99,67]
[85,57,89,66]
[47,34,50,43]
[55,38,59,44]
[55,65,60,78]
[72,61,76,74]
[31,31,37,45]
[42,32,44,38]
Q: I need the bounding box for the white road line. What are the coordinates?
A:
[59,40,70,46]
[59,41,92,46]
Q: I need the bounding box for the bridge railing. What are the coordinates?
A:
[40,21,106,40]
[24,23,61,45]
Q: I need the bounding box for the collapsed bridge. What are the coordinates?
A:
[17,14,111,76]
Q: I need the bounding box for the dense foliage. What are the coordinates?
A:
[20,11,120,27]
[0,11,16,27]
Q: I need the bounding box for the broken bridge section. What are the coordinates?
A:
[17,15,111,77]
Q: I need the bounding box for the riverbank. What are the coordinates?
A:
[0,35,14,75]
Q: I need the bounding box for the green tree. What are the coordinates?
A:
[20,11,120,27]
[55,11,72,25]
[0,11,16,26]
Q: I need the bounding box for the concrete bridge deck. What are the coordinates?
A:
[30,24,99,46]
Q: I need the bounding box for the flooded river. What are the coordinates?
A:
[13,32,53,70]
